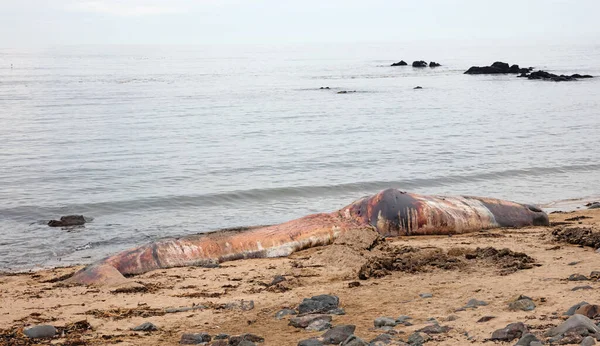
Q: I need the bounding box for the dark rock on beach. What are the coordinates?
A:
[341,335,368,346]
[514,333,541,346]
[298,294,340,314]
[48,215,87,227]
[132,322,158,331]
[275,308,296,319]
[289,314,332,329]
[569,274,589,281]
[417,324,450,334]
[229,334,264,345]
[429,61,441,67]
[306,319,332,331]
[413,86,422,89]
[23,325,56,339]
[412,60,427,68]
[508,296,536,311]
[322,325,356,345]
[391,60,408,66]
[545,314,600,337]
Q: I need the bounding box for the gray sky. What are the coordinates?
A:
[1,0,598,46]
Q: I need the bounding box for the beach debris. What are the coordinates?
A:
[131,322,158,332]
[391,60,407,66]
[490,322,528,342]
[348,281,360,288]
[321,325,356,344]
[554,226,600,249]
[48,215,87,227]
[23,325,56,338]
[180,332,211,344]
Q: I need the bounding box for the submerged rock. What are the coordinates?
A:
[391,60,408,66]
[429,61,441,67]
[412,61,427,68]
[465,61,530,74]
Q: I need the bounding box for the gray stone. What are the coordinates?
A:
[224,300,254,311]
[229,333,264,344]
[132,322,158,331]
[508,298,536,311]
[322,325,356,345]
[298,339,324,346]
[306,319,332,331]
[530,342,543,346]
[328,307,346,315]
[23,325,56,339]
[289,314,332,329]
[572,286,594,291]
[275,308,297,319]
[270,275,286,286]
[515,333,540,345]
[374,317,398,328]
[342,335,368,346]
[214,334,229,340]
[180,333,211,344]
[490,322,528,341]
[569,274,589,281]
[581,336,596,346]
[238,341,256,346]
[566,302,590,315]
[396,315,413,326]
[417,324,450,334]
[546,314,600,337]
[407,332,430,345]
[419,293,433,299]
[298,294,340,314]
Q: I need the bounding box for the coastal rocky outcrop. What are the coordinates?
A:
[464,61,531,75]
[391,60,407,66]
[519,70,594,81]
[47,215,87,227]
[412,60,427,68]
[429,61,441,67]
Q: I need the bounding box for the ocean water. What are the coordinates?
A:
[1,41,599,271]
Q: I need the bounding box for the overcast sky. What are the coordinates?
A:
[1,0,598,46]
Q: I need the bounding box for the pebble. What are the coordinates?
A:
[374,317,398,328]
[419,293,433,299]
[321,325,356,345]
[546,314,600,337]
[341,335,368,346]
[275,308,297,319]
[298,339,324,346]
[514,333,541,345]
[306,319,332,331]
[180,333,211,344]
[582,336,597,346]
[132,322,158,332]
[490,322,528,342]
[23,325,57,339]
[565,302,590,315]
[298,295,340,314]
[289,314,333,329]
[508,298,536,311]
[569,274,589,281]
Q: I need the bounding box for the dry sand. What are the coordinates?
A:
[2,209,600,345]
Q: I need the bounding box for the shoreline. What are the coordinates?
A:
[2,208,600,345]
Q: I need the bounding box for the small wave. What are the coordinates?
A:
[1,162,599,221]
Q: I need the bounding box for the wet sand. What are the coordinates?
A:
[2,209,600,345]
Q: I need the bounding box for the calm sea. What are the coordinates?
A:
[1,41,599,271]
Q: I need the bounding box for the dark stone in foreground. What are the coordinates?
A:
[23,325,57,338]
[341,335,368,346]
[508,298,536,311]
[298,339,324,346]
[391,60,408,66]
[48,215,86,227]
[132,322,158,331]
[322,325,356,344]
[298,295,340,314]
[412,60,427,68]
[515,333,540,345]
[374,317,397,328]
[490,322,528,341]
[180,333,211,344]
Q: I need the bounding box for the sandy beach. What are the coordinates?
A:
[2,208,600,345]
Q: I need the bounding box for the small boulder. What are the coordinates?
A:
[374,317,397,328]
[391,61,408,66]
[407,332,430,345]
[417,324,450,334]
[298,339,324,346]
[429,62,441,67]
[341,335,368,346]
[298,295,340,314]
[490,322,528,341]
[132,322,158,332]
[23,325,56,339]
[229,334,264,345]
[569,274,589,281]
[412,61,427,68]
[515,333,541,345]
[275,308,296,319]
[413,86,423,89]
[289,314,332,329]
[508,298,536,311]
[180,333,211,344]
[464,298,488,309]
[322,325,356,345]
[306,319,331,332]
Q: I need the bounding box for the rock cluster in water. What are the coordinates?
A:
[390,60,441,67]
[465,61,593,81]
